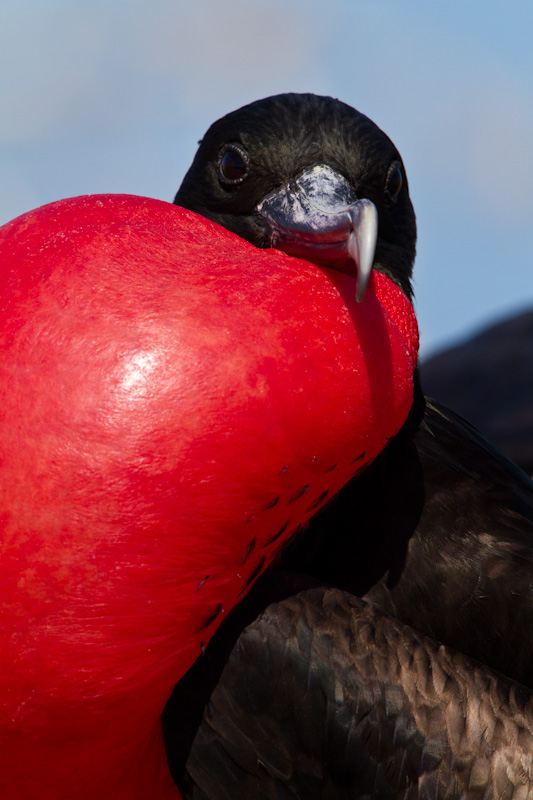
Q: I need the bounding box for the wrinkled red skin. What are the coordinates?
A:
[0,195,418,799]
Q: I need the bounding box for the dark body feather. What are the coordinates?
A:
[166,93,533,797]
[165,574,533,799]
[282,392,533,687]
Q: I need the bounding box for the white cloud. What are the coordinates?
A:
[133,0,326,112]
[461,82,533,219]
[407,74,533,224]
[0,0,327,145]
[0,2,111,142]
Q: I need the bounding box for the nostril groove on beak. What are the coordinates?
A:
[257,165,378,302]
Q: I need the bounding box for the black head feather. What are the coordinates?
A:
[175,93,417,300]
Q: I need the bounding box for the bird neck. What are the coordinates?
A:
[404,367,426,430]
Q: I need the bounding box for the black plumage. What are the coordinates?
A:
[175,93,416,301]
[166,93,533,796]
[165,572,533,799]
[285,396,533,687]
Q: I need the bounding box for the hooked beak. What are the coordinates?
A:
[257,165,378,302]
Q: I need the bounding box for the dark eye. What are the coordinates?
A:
[218,144,250,185]
[385,161,403,203]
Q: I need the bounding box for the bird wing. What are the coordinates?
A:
[164,572,533,799]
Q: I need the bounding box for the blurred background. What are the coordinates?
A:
[1,0,532,360]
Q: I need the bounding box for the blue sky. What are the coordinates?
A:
[1,0,532,356]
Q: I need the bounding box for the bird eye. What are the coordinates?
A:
[218,144,249,185]
[385,161,403,203]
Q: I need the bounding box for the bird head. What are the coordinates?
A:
[175,93,417,303]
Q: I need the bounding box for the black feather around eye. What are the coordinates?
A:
[385,161,403,203]
[218,144,250,185]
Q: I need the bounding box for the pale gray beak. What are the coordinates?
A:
[257,164,378,302]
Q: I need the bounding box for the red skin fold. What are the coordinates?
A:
[0,194,419,799]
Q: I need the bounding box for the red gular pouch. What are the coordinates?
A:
[0,194,418,799]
